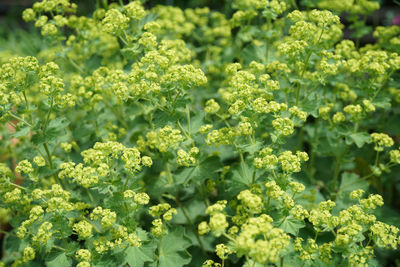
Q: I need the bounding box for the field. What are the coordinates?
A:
[1,0,400,266]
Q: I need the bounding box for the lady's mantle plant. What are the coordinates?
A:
[0,0,400,266]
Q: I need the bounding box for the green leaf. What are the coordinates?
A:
[174,156,222,185]
[237,141,262,154]
[188,112,204,134]
[152,110,182,128]
[46,252,71,267]
[372,96,391,109]
[155,227,192,267]
[339,172,368,195]
[45,117,70,142]
[346,132,370,148]
[12,126,30,138]
[300,92,321,118]
[276,216,305,236]
[48,116,70,130]
[336,172,369,208]
[173,200,206,224]
[31,132,46,145]
[225,161,254,196]
[125,242,157,267]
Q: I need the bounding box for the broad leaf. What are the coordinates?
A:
[125,242,157,267]
[276,216,305,236]
[155,227,192,267]
[46,252,71,267]
[345,132,370,148]
[174,156,222,185]
[12,126,30,138]
[338,172,368,196]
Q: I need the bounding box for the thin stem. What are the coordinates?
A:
[7,112,32,128]
[119,35,129,46]
[374,151,380,166]
[0,229,11,235]
[43,142,61,185]
[43,97,54,134]
[176,197,207,255]
[22,91,29,109]
[52,245,66,251]
[86,188,95,204]
[216,113,231,127]
[332,144,350,193]
[177,121,191,139]
[223,233,235,242]
[123,174,131,191]
[186,104,191,137]
[102,0,108,9]
[266,196,271,209]
[265,17,271,63]
[165,162,174,184]
[295,27,324,106]
[43,143,53,169]
[238,149,251,185]
[9,182,27,191]
[68,57,84,73]
[314,230,319,241]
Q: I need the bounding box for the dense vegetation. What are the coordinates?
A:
[1,0,400,266]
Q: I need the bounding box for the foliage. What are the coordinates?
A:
[0,0,400,266]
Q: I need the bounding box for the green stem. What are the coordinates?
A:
[119,35,129,46]
[295,50,312,106]
[266,196,271,209]
[43,142,61,185]
[177,121,191,139]
[238,149,251,185]
[374,151,380,166]
[9,182,27,191]
[52,245,66,251]
[307,120,318,183]
[176,197,207,255]
[43,143,53,169]
[295,28,324,106]
[332,146,348,192]
[68,57,84,73]
[86,188,95,204]
[216,113,231,127]
[0,229,11,235]
[186,104,191,137]
[165,162,174,185]
[123,174,131,191]
[223,233,235,242]
[22,91,29,109]
[102,0,108,9]
[265,17,271,63]
[43,97,54,134]
[314,230,319,241]
[291,0,298,9]
[7,112,32,128]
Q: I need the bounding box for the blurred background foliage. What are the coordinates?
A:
[0,0,400,54]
